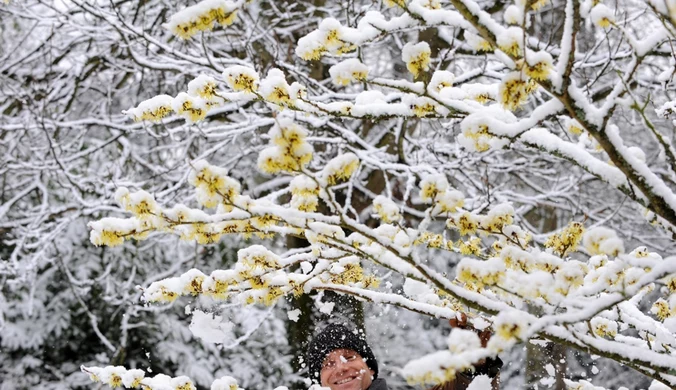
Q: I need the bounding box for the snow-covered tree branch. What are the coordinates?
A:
[3,0,676,389]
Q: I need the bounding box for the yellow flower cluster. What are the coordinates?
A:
[501,246,535,272]
[482,204,515,233]
[544,221,584,256]
[384,0,407,7]
[166,0,238,40]
[411,98,438,117]
[237,245,281,277]
[529,0,548,10]
[188,161,241,208]
[125,95,173,122]
[172,92,208,123]
[413,232,453,251]
[296,18,355,61]
[457,237,482,256]
[567,118,584,135]
[582,226,624,256]
[420,174,448,203]
[187,74,219,100]
[240,285,286,306]
[326,262,379,288]
[329,59,369,86]
[88,217,144,247]
[590,318,618,338]
[320,153,360,185]
[82,365,146,389]
[405,368,457,388]
[524,51,553,81]
[493,312,528,342]
[651,298,676,321]
[373,196,402,223]
[402,42,431,78]
[456,257,504,289]
[499,71,536,111]
[258,118,313,174]
[421,0,441,9]
[290,175,320,212]
[591,4,614,28]
[144,254,290,306]
[420,175,466,218]
[553,260,587,294]
[497,27,523,57]
[448,212,478,236]
[465,31,493,52]
[223,65,260,93]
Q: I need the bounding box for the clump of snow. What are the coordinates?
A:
[287,309,301,322]
[428,70,455,93]
[189,309,234,344]
[373,196,401,223]
[212,375,242,390]
[504,5,524,25]
[447,328,481,353]
[582,227,624,256]
[329,59,369,86]
[467,375,493,390]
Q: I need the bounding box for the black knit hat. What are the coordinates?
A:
[307,323,378,382]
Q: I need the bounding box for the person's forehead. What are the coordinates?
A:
[324,348,359,360]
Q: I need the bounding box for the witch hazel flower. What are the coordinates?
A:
[172,92,208,123]
[319,153,360,186]
[259,68,293,107]
[123,95,173,122]
[144,277,184,303]
[465,31,492,52]
[525,51,553,81]
[402,41,431,77]
[457,109,510,152]
[492,310,529,343]
[188,74,219,100]
[290,175,320,212]
[420,174,449,203]
[211,376,242,390]
[257,117,313,174]
[590,317,618,338]
[329,58,369,86]
[223,65,260,94]
[295,18,355,60]
[428,70,455,93]
[590,4,614,28]
[373,195,402,223]
[582,226,624,256]
[498,71,534,111]
[164,0,239,39]
[188,160,241,208]
[88,217,142,247]
[497,27,523,57]
[504,5,524,25]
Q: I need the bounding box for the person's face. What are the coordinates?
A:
[320,348,374,390]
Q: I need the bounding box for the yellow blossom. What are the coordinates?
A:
[530,0,548,10]
[402,42,431,78]
[525,52,553,81]
[458,237,482,256]
[545,221,584,256]
[499,72,531,111]
[384,0,407,7]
